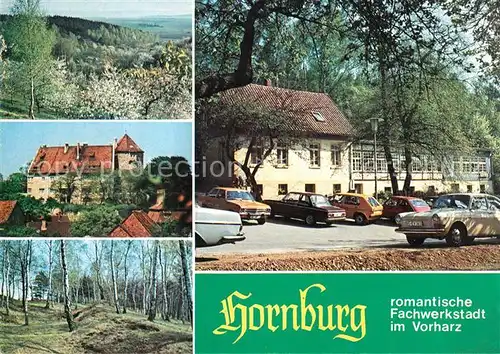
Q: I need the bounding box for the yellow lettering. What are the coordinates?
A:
[280,304,299,330]
[249,304,265,331]
[300,284,325,331]
[213,291,252,344]
[266,305,280,332]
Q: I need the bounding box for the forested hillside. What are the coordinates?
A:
[0,5,192,120]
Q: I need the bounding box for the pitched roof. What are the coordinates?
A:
[29,145,113,175]
[219,84,354,138]
[0,201,18,224]
[115,134,143,153]
[108,210,160,237]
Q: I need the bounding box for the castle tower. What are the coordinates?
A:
[114,134,144,171]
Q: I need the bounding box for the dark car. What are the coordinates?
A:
[382,196,431,222]
[264,192,346,226]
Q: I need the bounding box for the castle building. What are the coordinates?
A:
[27,134,144,202]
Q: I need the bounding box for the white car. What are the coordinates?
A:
[195,203,245,247]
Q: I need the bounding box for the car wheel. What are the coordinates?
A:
[257,217,266,225]
[445,223,467,247]
[406,235,425,246]
[326,221,334,226]
[305,215,316,226]
[354,213,367,225]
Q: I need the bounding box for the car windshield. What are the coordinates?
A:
[367,197,381,207]
[434,195,470,209]
[310,195,331,207]
[226,190,255,201]
[410,199,428,207]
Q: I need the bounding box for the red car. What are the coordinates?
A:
[382,196,431,222]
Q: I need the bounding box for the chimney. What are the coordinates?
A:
[156,189,166,208]
[41,220,47,232]
[64,143,69,154]
[77,142,81,160]
[264,79,272,86]
[112,138,117,171]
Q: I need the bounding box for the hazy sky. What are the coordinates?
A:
[0,0,192,18]
[0,121,193,176]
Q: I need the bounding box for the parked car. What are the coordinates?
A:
[194,202,245,247]
[383,196,431,223]
[330,193,383,225]
[197,187,271,224]
[264,192,346,226]
[424,195,440,208]
[396,193,500,247]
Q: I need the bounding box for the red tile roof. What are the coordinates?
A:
[109,210,160,237]
[29,145,113,175]
[115,134,143,153]
[219,84,354,137]
[0,201,18,224]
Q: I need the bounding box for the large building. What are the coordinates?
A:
[27,134,144,202]
[200,83,494,198]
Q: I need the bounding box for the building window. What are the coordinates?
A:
[480,184,486,193]
[333,184,341,194]
[305,184,316,193]
[353,151,362,172]
[354,183,363,194]
[278,184,288,195]
[39,188,45,193]
[384,187,392,193]
[478,157,487,173]
[309,144,320,167]
[412,158,423,172]
[276,143,288,166]
[427,185,435,194]
[453,158,461,174]
[363,151,374,172]
[376,152,386,172]
[467,185,473,193]
[27,188,32,193]
[250,140,263,165]
[331,145,341,166]
[451,183,460,193]
[312,111,325,122]
[462,157,472,173]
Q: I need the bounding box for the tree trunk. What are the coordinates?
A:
[110,241,120,314]
[4,243,9,316]
[1,243,5,308]
[122,241,131,314]
[95,244,105,300]
[178,241,192,327]
[147,241,159,322]
[29,78,35,119]
[60,241,75,332]
[141,243,147,315]
[403,146,413,195]
[46,241,53,309]
[159,248,170,321]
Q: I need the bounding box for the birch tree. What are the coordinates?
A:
[178,240,192,326]
[60,241,75,332]
[110,241,120,314]
[147,241,159,322]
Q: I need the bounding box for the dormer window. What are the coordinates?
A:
[312,111,325,122]
[39,152,46,160]
[89,152,96,160]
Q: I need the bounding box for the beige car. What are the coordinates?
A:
[396,193,500,247]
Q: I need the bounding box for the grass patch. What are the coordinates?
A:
[0,300,192,354]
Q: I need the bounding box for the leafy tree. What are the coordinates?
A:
[70,206,122,237]
[3,0,56,119]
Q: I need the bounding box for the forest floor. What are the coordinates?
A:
[196,244,500,271]
[0,300,192,354]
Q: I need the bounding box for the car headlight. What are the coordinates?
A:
[432,214,440,223]
[266,208,271,212]
[240,208,247,213]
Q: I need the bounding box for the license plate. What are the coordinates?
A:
[407,221,423,227]
[250,215,260,219]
